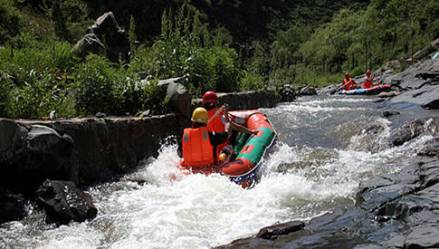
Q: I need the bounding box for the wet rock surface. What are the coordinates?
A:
[0,188,26,223]
[218,158,439,249]
[388,53,439,108]
[35,180,97,225]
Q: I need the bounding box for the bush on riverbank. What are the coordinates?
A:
[0,0,438,118]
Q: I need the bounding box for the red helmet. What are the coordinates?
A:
[202,91,218,105]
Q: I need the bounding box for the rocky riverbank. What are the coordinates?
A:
[217,43,439,249]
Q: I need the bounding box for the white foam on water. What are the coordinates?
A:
[1,97,433,249]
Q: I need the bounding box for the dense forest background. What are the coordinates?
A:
[0,0,438,118]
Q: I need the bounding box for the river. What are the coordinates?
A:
[0,96,433,249]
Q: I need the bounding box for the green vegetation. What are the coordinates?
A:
[271,0,439,86]
[0,0,437,118]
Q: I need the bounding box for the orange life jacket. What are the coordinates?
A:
[207,108,226,133]
[343,78,356,90]
[181,127,214,169]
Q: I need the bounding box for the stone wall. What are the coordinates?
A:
[0,90,281,194]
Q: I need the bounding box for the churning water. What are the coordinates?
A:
[0,96,433,249]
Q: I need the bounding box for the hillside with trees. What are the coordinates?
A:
[0,0,437,119]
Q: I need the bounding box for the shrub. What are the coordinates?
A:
[239,71,265,91]
[74,55,125,115]
[187,47,240,94]
[5,74,76,119]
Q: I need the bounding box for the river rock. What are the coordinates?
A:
[381,111,400,118]
[280,84,296,101]
[256,221,305,240]
[298,86,317,96]
[0,119,27,163]
[404,223,439,248]
[390,119,425,146]
[0,188,26,223]
[35,180,97,225]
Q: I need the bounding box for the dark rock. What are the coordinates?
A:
[390,119,425,146]
[256,221,305,240]
[419,160,439,188]
[35,180,97,225]
[404,224,439,248]
[72,33,105,58]
[0,119,27,163]
[0,188,26,223]
[1,123,75,194]
[391,85,439,109]
[418,140,439,157]
[74,12,130,62]
[158,77,192,117]
[280,84,296,101]
[299,86,317,96]
[95,112,107,118]
[382,111,400,118]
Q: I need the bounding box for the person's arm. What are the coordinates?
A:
[223,107,257,135]
[208,105,225,125]
[229,121,258,135]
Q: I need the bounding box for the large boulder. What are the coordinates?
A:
[158,77,192,118]
[72,33,105,58]
[279,84,296,101]
[35,180,97,225]
[0,119,27,163]
[0,188,26,223]
[0,123,76,194]
[73,12,130,62]
[298,86,317,96]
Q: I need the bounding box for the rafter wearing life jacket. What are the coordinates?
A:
[362,69,373,89]
[202,91,226,133]
[342,73,357,90]
[181,107,215,170]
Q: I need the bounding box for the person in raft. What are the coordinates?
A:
[201,90,256,160]
[362,69,374,89]
[181,107,255,170]
[341,72,357,90]
[201,91,226,133]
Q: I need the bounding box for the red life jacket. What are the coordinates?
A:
[181,127,214,169]
[207,107,226,133]
[343,78,356,90]
[362,76,373,89]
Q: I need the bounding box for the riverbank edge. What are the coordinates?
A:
[216,116,439,249]
[0,90,281,194]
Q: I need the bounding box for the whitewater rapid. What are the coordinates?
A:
[0,96,432,249]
